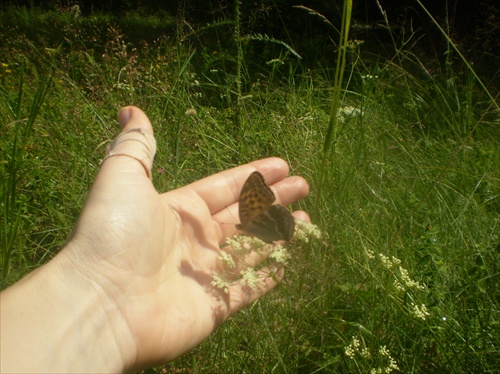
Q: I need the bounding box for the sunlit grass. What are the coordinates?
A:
[1,3,498,373]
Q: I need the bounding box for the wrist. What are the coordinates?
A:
[1,244,135,373]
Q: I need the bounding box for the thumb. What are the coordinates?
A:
[71,106,158,242]
[117,105,154,134]
[101,106,157,180]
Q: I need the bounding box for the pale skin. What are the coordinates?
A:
[0,106,310,373]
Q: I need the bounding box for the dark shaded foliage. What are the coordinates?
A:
[1,0,497,71]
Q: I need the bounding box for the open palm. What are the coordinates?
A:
[65,106,310,369]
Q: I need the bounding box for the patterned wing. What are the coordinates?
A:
[243,205,295,243]
[236,171,295,242]
[237,171,275,227]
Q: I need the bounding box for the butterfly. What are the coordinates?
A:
[236,171,295,243]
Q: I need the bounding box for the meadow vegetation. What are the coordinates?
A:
[1,2,498,372]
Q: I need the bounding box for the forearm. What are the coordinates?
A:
[0,247,134,373]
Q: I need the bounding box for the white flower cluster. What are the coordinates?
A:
[370,345,399,373]
[345,337,399,373]
[376,254,425,293]
[344,336,360,359]
[211,220,321,293]
[338,106,361,123]
[379,253,401,269]
[364,249,376,259]
[211,274,230,294]
[411,303,430,321]
[269,244,291,264]
[219,251,235,269]
[295,220,322,243]
[211,236,268,293]
[240,268,259,290]
[397,266,425,291]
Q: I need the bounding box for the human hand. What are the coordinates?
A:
[1,106,310,372]
[59,106,310,369]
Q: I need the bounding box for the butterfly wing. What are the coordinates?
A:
[236,171,295,242]
[237,171,275,227]
[243,204,295,243]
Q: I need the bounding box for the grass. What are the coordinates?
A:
[1,2,499,373]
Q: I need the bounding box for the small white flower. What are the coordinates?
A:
[365,249,375,259]
[240,268,259,290]
[361,347,371,358]
[269,245,290,264]
[344,345,355,359]
[399,266,425,290]
[379,254,393,269]
[338,106,361,123]
[225,237,245,255]
[394,280,405,291]
[379,345,390,357]
[391,256,401,266]
[411,303,430,320]
[211,274,230,293]
[219,251,235,269]
[344,336,362,359]
[352,337,360,348]
[388,356,400,371]
[226,236,266,256]
[340,106,361,116]
[295,220,321,242]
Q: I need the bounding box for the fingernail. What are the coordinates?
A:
[118,107,132,128]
